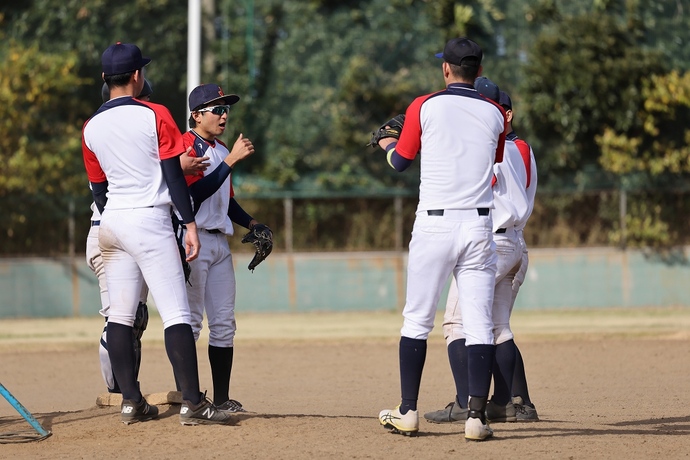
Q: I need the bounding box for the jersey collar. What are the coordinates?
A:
[446,82,474,90]
[191,129,216,147]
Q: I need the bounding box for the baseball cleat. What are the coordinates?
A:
[465,416,493,441]
[216,399,247,413]
[424,401,468,424]
[512,396,539,422]
[121,397,158,425]
[180,394,235,426]
[486,398,517,422]
[379,406,419,436]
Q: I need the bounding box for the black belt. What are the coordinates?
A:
[427,208,489,216]
[91,220,100,227]
[202,228,223,234]
[496,228,507,234]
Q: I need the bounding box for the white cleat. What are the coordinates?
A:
[379,406,419,436]
[465,416,493,441]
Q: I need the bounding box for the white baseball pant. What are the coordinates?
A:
[98,206,191,329]
[185,230,237,347]
[87,223,149,390]
[401,209,497,345]
[443,227,523,345]
[512,229,529,299]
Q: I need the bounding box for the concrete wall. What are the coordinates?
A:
[1,247,689,318]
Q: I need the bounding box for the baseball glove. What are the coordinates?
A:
[177,241,192,285]
[241,223,273,272]
[366,114,405,148]
[171,214,192,285]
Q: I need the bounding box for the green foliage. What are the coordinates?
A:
[526,191,619,247]
[598,71,690,175]
[595,70,690,248]
[230,197,418,251]
[606,190,690,249]
[0,39,92,253]
[0,41,88,195]
[216,0,442,190]
[1,0,690,253]
[520,11,666,181]
[6,0,190,122]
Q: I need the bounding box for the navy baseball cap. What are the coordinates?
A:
[101,82,110,103]
[101,42,151,76]
[189,84,240,111]
[474,76,500,103]
[139,79,153,98]
[101,78,153,103]
[435,37,482,67]
[499,91,512,110]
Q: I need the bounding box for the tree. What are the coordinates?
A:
[6,0,190,124]
[520,10,666,185]
[212,0,445,189]
[598,70,690,176]
[0,39,90,252]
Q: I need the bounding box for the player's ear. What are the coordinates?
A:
[442,62,450,78]
[477,65,483,77]
[505,109,513,123]
[191,111,203,125]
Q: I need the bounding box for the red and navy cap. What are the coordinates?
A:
[101,42,151,76]
[189,83,240,111]
[101,78,153,103]
[499,91,512,110]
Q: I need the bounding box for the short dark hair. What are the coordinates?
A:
[103,70,137,89]
[188,114,197,129]
[448,62,480,82]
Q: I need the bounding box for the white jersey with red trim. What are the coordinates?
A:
[491,139,530,232]
[395,83,506,212]
[182,131,234,235]
[511,136,537,231]
[82,96,185,209]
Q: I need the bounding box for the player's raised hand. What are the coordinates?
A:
[179,146,210,175]
[224,133,255,168]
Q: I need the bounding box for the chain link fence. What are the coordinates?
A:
[2,188,689,256]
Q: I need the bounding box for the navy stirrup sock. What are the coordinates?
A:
[399,337,427,414]
[165,324,202,404]
[467,344,495,398]
[106,322,139,401]
[492,339,517,405]
[447,338,469,408]
[208,345,234,406]
[512,344,533,405]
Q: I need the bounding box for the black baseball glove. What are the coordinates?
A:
[177,241,192,285]
[241,223,273,272]
[366,114,405,148]
[171,214,192,285]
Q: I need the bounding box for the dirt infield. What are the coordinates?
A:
[1,308,689,459]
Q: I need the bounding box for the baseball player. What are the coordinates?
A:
[424,87,539,424]
[82,42,234,425]
[89,79,153,396]
[375,37,505,441]
[90,79,209,396]
[180,83,262,411]
[499,90,539,421]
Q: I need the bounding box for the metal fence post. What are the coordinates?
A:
[620,188,627,250]
[284,197,296,310]
[69,198,79,317]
